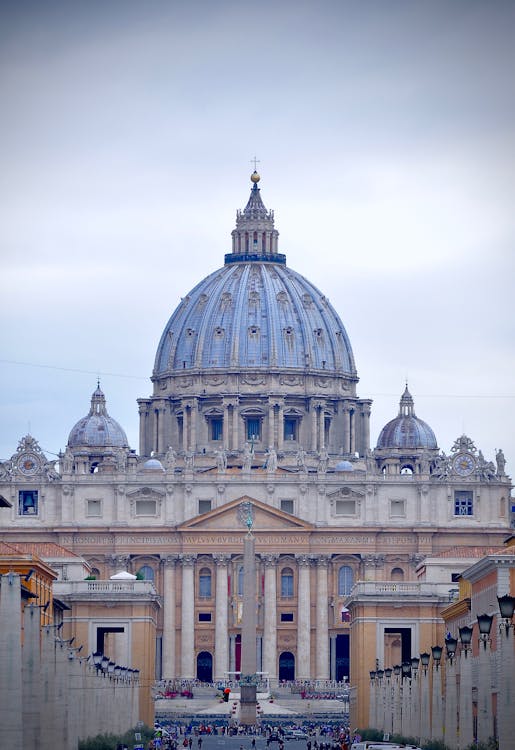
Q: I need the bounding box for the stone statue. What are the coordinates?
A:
[420,451,431,475]
[432,452,450,479]
[265,446,278,473]
[317,446,329,473]
[184,447,195,470]
[242,442,253,472]
[496,448,506,476]
[295,446,307,472]
[215,448,227,472]
[164,445,177,471]
[61,448,74,474]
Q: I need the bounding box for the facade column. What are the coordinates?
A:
[296,555,312,680]
[229,634,236,674]
[318,404,325,451]
[232,402,239,450]
[138,399,150,456]
[180,554,196,678]
[263,554,278,684]
[181,402,189,452]
[214,554,230,680]
[277,403,284,451]
[157,403,166,455]
[268,401,275,448]
[330,635,336,681]
[223,403,230,450]
[343,406,351,454]
[361,401,371,454]
[311,401,318,451]
[349,410,355,454]
[315,555,330,679]
[162,556,178,679]
[190,399,198,451]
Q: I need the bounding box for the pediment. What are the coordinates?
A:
[326,487,365,499]
[178,496,313,532]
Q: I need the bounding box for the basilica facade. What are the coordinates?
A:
[0,173,511,725]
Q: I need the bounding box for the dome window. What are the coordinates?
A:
[314,328,323,338]
[284,417,298,442]
[214,327,225,337]
[186,328,195,337]
[248,326,260,336]
[284,326,294,336]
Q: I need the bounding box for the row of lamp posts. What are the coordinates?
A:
[369,594,515,749]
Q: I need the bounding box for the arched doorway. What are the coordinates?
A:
[279,651,295,681]
[196,651,213,682]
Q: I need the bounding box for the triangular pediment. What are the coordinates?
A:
[178,496,313,532]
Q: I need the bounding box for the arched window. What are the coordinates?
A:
[199,567,212,597]
[391,567,404,581]
[281,567,294,597]
[400,465,413,475]
[137,565,154,581]
[237,566,244,596]
[338,565,354,596]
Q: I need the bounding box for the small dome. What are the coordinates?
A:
[68,385,129,449]
[142,458,165,472]
[335,460,354,472]
[376,386,437,450]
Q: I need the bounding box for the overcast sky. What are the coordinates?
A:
[1,0,514,477]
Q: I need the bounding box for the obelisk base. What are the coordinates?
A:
[239,683,257,725]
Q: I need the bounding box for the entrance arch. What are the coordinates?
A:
[279,651,295,681]
[196,651,213,682]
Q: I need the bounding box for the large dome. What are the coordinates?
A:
[376,386,437,450]
[154,174,356,377]
[68,385,129,449]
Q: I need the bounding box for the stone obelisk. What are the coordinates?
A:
[239,502,257,725]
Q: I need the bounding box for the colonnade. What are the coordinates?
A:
[161,552,339,682]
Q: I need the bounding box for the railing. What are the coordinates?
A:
[347,581,455,599]
[54,580,157,595]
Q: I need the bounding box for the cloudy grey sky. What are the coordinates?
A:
[1,0,514,476]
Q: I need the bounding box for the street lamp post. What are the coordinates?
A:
[476,613,493,745]
[431,645,444,741]
[458,626,473,749]
[384,667,393,739]
[497,594,515,750]
[369,671,377,729]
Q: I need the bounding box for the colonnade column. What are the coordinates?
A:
[0,574,22,747]
[214,555,229,680]
[263,555,278,684]
[180,555,196,678]
[162,556,177,679]
[296,555,312,679]
[157,402,166,455]
[315,555,330,679]
[349,410,355,454]
[181,401,189,452]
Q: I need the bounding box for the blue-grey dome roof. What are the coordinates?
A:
[68,385,129,449]
[154,177,356,377]
[335,460,354,472]
[376,386,437,450]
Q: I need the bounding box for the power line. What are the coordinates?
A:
[0,359,147,381]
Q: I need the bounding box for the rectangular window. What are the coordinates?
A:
[335,499,356,516]
[454,490,474,516]
[390,499,406,518]
[86,499,102,517]
[246,418,261,441]
[284,418,297,442]
[281,499,294,515]
[210,418,223,441]
[198,612,212,622]
[135,499,157,516]
[198,499,212,515]
[19,490,38,516]
[281,612,294,622]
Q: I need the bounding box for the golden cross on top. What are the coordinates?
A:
[251,156,260,171]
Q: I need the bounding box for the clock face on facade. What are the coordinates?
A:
[17,452,41,476]
[452,452,476,477]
